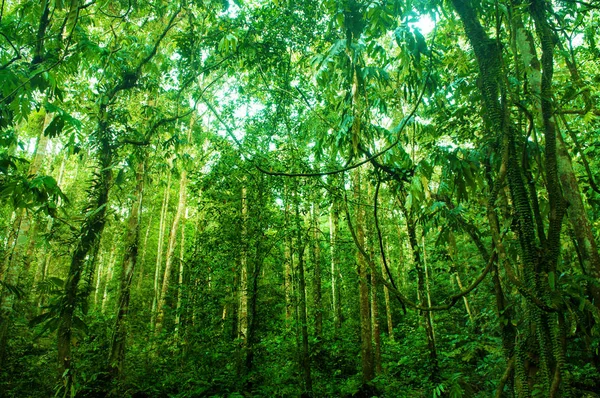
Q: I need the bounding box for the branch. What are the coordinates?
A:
[495,356,515,398]
[343,189,496,312]
[0,32,21,70]
[255,77,428,178]
[373,172,406,313]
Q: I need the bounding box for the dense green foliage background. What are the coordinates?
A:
[1,0,600,397]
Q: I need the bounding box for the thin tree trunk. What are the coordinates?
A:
[151,170,171,329]
[0,114,51,359]
[155,166,187,334]
[370,272,382,374]
[381,259,394,340]
[557,131,600,298]
[365,187,382,374]
[101,243,117,314]
[451,0,564,392]
[353,169,375,384]
[312,200,322,339]
[94,251,104,308]
[57,111,113,392]
[330,200,342,331]
[448,231,475,323]
[136,212,153,290]
[294,193,312,394]
[35,151,67,302]
[238,186,249,376]
[109,158,144,378]
[284,185,294,321]
[175,208,187,337]
[422,236,437,352]
[244,177,266,390]
[401,198,438,381]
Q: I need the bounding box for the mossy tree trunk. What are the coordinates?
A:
[109,157,145,379]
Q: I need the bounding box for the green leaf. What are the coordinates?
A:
[44,116,65,138]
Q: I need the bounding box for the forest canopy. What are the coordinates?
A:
[1,0,600,397]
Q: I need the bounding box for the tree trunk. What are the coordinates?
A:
[238,186,249,377]
[448,231,475,324]
[151,170,171,329]
[35,151,67,311]
[402,199,438,381]
[284,185,294,321]
[353,169,375,384]
[155,165,187,334]
[311,200,322,339]
[330,199,342,331]
[101,242,117,314]
[451,0,565,393]
[175,209,187,337]
[0,114,51,359]
[557,120,600,301]
[294,193,312,394]
[365,187,382,374]
[109,159,144,378]
[381,258,394,340]
[136,212,153,290]
[370,272,382,374]
[57,108,113,392]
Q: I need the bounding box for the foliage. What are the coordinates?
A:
[1,0,600,397]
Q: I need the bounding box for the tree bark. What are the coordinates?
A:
[57,107,113,392]
[294,191,313,394]
[109,158,144,378]
[284,184,294,321]
[365,186,382,374]
[451,0,565,392]
[155,165,187,334]
[0,113,51,359]
[381,258,394,340]
[311,200,322,339]
[401,198,438,381]
[101,242,117,314]
[448,231,475,324]
[151,170,171,329]
[175,209,187,337]
[353,169,375,384]
[329,199,342,331]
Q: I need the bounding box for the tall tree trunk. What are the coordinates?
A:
[451,0,565,393]
[109,159,144,378]
[329,199,342,331]
[401,199,438,381]
[151,170,171,329]
[0,114,51,359]
[353,169,375,384]
[284,185,294,321]
[365,185,382,374]
[238,186,249,374]
[370,272,382,374]
[294,193,313,394]
[311,200,322,339]
[486,161,517,394]
[101,242,117,314]
[175,209,187,338]
[244,177,266,391]
[448,231,475,324]
[556,134,600,303]
[155,165,187,334]
[94,251,104,308]
[136,212,153,290]
[57,108,113,392]
[35,151,67,310]
[381,258,394,340]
